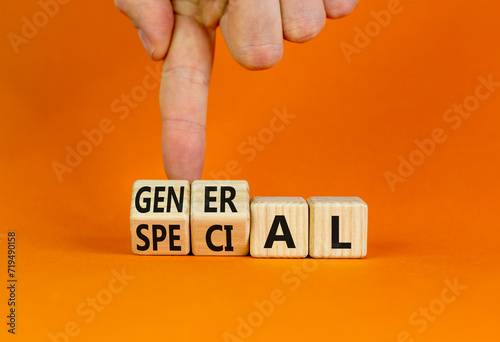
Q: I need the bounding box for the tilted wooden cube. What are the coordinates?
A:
[130,180,190,255]
[190,180,250,256]
[250,197,308,258]
[307,197,367,258]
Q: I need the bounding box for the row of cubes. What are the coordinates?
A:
[130,180,367,258]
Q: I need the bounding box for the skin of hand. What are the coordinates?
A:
[115,0,359,182]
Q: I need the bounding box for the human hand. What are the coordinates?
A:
[116,0,359,181]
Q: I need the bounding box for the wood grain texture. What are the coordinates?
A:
[190,180,250,256]
[307,197,367,258]
[130,180,190,255]
[250,197,308,258]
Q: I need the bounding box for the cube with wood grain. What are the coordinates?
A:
[190,180,250,256]
[250,197,309,258]
[130,180,190,255]
[307,197,367,258]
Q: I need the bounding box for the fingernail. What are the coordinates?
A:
[138,29,155,58]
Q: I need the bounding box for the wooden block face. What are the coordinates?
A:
[307,197,367,258]
[190,180,250,256]
[250,197,308,258]
[130,180,190,255]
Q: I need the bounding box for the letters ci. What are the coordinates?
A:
[206,225,234,252]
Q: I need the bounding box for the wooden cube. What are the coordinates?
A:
[307,197,367,258]
[130,180,190,255]
[250,197,308,258]
[190,180,250,256]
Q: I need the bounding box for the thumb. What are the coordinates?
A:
[115,0,174,60]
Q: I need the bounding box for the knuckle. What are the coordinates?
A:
[163,65,211,86]
[162,117,206,135]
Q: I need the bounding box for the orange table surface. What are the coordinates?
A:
[1,0,499,341]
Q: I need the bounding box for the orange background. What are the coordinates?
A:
[1,0,499,341]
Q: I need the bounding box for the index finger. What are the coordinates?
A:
[160,15,215,181]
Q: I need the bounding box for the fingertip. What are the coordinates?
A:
[137,29,155,59]
[324,0,359,19]
[116,0,174,60]
[235,43,283,70]
[220,0,284,71]
[162,123,206,182]
[281,0,326,43]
